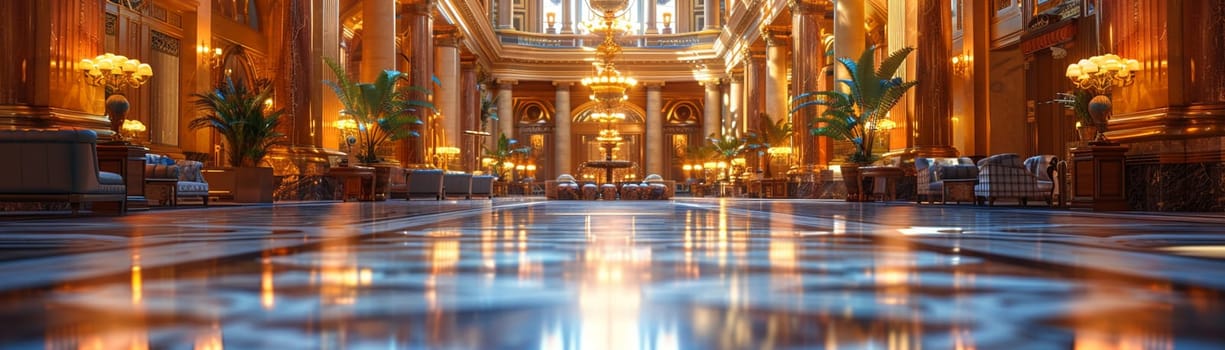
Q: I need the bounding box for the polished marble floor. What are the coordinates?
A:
[2,198,1225,349]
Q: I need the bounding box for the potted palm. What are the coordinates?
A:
[190,77,284,203]
[710,134,747,182]
[745,114,793,178]
[324,59,433,200]
[790,45,917,201]
[484,133,529,180]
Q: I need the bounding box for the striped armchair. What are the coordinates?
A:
[915,157,976,203]
[973,153,1049,206]
[1024,155,1058,196]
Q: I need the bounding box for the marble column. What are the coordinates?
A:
[703,79,723,139]
[435,27,462,151]
[554,81,573,175]
[561,0,573,33]
[647,0,659,34]
[764,28,790,124]
[497,79,517,140]
[913,0,957,156]
[792,0,827,168]
[728,73,743,135]
[703,0,721,30]
[402,0,435,165]
[460,59,479,172]
[834,0,865,95]
[743,48,766,132]
[645,82,665,175]
[361,0,396,82]
[497,0,513,29]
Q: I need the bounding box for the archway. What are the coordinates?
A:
[572,102,645,181]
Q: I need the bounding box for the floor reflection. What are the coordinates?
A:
[0,200,1223,348]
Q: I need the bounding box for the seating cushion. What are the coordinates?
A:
[934,164,978,181]
[98,171,124,186]
[177,181,209,195]
[176,160,206,183]
[96,171,126,194]
[977,153,1024,168]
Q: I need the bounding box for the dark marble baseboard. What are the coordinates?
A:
[1126,162,1225,211]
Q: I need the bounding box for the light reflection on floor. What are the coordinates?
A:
[0,199,1224,349]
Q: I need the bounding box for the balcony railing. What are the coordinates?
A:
[497,31,718,49]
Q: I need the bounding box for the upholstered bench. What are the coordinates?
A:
[406,169,444,200]
[443,172,473,199]
[0,129,127,214]
[470,175,496,199]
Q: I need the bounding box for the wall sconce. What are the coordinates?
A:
[546,12,557,33]
[951,53,971,76]
[198,43,223,68]
[662,12,673,34]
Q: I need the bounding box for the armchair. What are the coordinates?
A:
[973,153,1049,206]
[0,129,127,214]
[915,157,977,204]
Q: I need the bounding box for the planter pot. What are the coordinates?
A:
[204,167,274,203]
[366,163,397,201]
[841,163,867,202]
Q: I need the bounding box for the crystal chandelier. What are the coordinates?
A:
[581,0,636,111]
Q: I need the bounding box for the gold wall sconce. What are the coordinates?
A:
[951,53,971,76]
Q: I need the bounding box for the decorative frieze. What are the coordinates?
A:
[151,30,179,56]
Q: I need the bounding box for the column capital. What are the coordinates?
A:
[552,81,577,88]
[643,81,666,89]
[790,0,828,14]
[742,46,767,62]
[403,0,435,16]
[699,78,722,87]
[727,68,745,81]
[496,78,518,88]
[761,26,791,48]
[433,25,463,47]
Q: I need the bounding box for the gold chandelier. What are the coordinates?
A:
[581,0,636,111]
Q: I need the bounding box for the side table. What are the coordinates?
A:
[941,179,976,204]
[328,166,376,201]
[145,178,178,207]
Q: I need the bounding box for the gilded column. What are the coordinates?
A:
[561,0,574,33]
[833,0,865,94]
[497,79,517,140]
[460,58,479,172]
[728,72,744,135]
[703,79,723,139]
[913,0,956,156]
[743,48,766,132]
[402,0,435,165]
[647,0,659,34]
[316,0,343,151]
[497,0,513,29]
[554,81,573,175]
[704,0,721,30]
[645,82,665,175]
[763,27,790,124]
[792,0,827,168]
[435,26,462,152]
[361,0,396,82]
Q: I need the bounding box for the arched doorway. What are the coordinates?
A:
[572,103,645,181]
